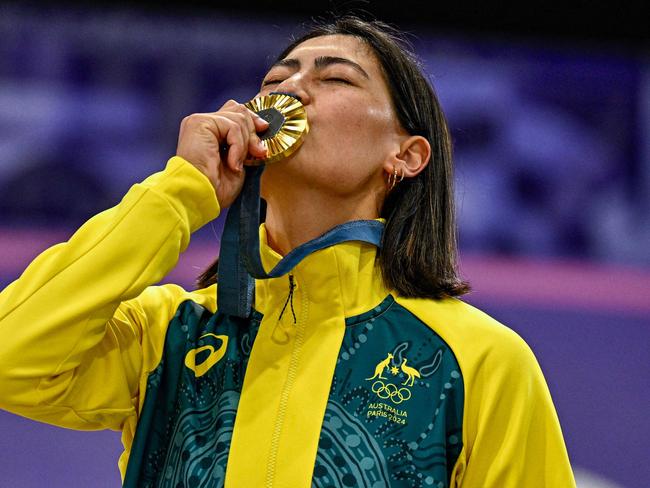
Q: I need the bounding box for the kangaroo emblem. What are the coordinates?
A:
[366,353,394,380]
[400,358,421,386]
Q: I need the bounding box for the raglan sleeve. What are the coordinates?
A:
[0,156,219,431]
[456,328,576,488]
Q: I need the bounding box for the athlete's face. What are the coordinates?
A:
[258,34,406,198]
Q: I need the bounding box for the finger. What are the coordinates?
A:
[221,110,267,160]
[249,133,268,159]
[216,102,258,134]
[219,101,269,136]
[223,117,247,172]
[237,108,269,157]
[234,110,258,151]
[208,115,245,173]
[218,99,241,112]
[246,112,269,158]
[252,112,270,132]
[215,102,269,160]
[230,112,255,169]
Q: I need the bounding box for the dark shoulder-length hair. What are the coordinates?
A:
[198,16,469,299]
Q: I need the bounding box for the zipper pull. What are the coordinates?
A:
[278,274,297,324]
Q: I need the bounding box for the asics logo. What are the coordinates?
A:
[184,333,229,378]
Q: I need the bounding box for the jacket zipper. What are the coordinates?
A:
[277,274,296,324]
[266,274,307,487]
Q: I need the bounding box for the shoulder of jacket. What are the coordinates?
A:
[394,295,538,375]
[122,282,217,318]
[117,283,218,378]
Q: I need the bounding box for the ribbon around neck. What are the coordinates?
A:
[216,165,384,318]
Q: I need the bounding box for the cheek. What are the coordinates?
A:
[364,103,395,127]
[318,101,395,147]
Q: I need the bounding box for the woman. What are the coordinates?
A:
[0,17,575,488]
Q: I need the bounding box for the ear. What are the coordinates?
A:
[383,135,431,179]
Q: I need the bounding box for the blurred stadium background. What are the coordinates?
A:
[0,2,648,487]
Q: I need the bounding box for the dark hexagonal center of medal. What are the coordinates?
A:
[256,108,286,141]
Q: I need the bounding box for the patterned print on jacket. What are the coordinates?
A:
[313,296,463,488]
[123,295,463,488]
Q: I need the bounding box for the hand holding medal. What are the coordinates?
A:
[176,92,308,209]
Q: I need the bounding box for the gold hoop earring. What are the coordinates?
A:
[388,166,398,191]
[387,165,405,191]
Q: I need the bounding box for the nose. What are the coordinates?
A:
[273,74,311,105]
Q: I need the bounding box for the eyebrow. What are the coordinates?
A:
[269,56,370,79]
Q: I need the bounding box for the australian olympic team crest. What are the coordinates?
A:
[364,351,436,425]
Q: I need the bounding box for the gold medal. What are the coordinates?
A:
[244,92,309,165]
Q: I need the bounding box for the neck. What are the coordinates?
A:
[263,185,384,256]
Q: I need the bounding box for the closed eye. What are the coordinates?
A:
[323,77,352,84]
[262,79,283,86]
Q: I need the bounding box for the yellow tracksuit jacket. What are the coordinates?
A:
[0,157,575,487]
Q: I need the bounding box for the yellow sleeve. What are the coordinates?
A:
[457,321,576,487]
[395,297,575,487]
[0,156,219,431]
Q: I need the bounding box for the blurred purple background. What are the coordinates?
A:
[0,3,648,487]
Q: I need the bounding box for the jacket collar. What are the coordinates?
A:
[254,223,389,319]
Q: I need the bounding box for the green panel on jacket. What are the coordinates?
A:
[123,301,262,487]
[314,295,464,488]
[124,295,463,488]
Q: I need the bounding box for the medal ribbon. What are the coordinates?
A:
[217,165,384,317]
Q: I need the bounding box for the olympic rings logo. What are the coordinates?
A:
[371,380,412,404]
